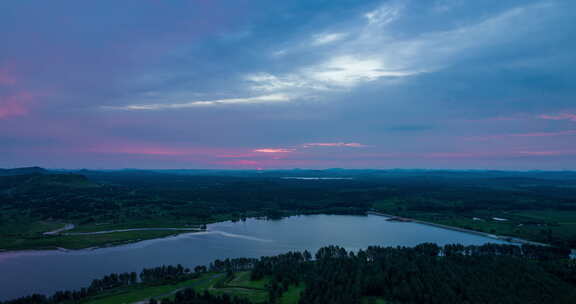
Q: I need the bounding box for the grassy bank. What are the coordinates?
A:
[0,229,187,251]
[0,212,255,251]
[373,200,576,248]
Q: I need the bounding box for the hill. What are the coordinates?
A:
[0,173,99,193]
[0,166,49,176]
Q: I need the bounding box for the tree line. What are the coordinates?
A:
[1,265,194,304]
[2,243,575,304]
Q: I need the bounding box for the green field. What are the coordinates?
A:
[209,272,270,303]
[279,284,305,304]
[83,273,217,304]
[226,271,270,290]
[81,271,303,304]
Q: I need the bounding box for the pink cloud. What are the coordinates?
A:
[250,143,369,154]
[253,148,294,153]
[0,91,33,119]
[211,158,317,169]
[217,153,259,158]
[512,130,576,137]
[87,143,302,162]
[518,151,564,156]
[0,65,17,86]
[539,113,576,122]
[303,142,367,148]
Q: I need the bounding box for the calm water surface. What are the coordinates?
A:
[0,214,508,300]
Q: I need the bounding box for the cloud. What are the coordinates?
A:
[305,56,422,87]
[539,112,576,122]
[246,74,323,92]
[253,148,294,153]
[518,151,575,156]
[245,0,552,101]
[312,33,347,46]
[247,55,423,96]
[0,66,17,86]
[251,143,368,154]
[250,143,369,155]
[103,94,291,111]
[240,1,424,97]
[0,91,33,119]
[364,1,403,25]
[0,63,32,119]
[303,142,367,148]
[2,0,575,170]
[511,130,576,137]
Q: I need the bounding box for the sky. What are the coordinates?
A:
[1,0,575,170]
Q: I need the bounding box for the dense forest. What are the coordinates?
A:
[2,243,574,304]
[1,168,576,249]
[249,243,575,304]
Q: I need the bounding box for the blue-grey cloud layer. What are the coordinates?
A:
[1,0,575,169]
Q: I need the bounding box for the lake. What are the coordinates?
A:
[0,214,508,301]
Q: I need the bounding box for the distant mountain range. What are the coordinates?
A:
[1,166,575,180]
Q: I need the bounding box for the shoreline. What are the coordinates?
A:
[63,227,202,236]
[0,229,198,254]
[0,212,552,255]
[366,211,549,247]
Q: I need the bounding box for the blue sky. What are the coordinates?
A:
[1,0,575,169]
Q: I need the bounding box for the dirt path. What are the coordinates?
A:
[43,224,76,235]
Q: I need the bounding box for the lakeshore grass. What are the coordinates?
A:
[373,200,576,247]
[0,230,186,251]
